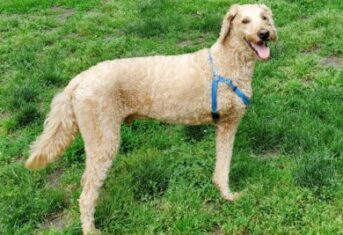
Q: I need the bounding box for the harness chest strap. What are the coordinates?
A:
[208,52,250,121]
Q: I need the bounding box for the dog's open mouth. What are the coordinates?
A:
[244,38,270,60]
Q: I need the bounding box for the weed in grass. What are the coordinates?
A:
[120,121,179,154]
[38,64,69,87]
[61,136,85,165]
[14,104,41,128]
[294,153,337,199]
[13,49,37,72]
[183,125,214,143]
[132,155,172,201]
[3,119,17,133]
[3,84,39,111]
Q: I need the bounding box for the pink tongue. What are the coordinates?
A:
[251,43,270,59]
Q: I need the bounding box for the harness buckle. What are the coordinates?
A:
[211,111,220,121]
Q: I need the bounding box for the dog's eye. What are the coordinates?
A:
[242,18,250,24]
[262,15,268,20]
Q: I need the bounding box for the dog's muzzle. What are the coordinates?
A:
[258,29,270,41]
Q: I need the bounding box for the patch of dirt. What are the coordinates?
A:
[301,74,315,86]
[256,148,280,159]
[301,46,320,55]
[178,39,194,48]
[47,167,64,188]
[241,229,250,235]
[191,11,203,18]
[203,199,213,210]
[51,5,75,22]
[178,36,206,48]
[84,10,103,18]
[40,210,71,230]
[209,225,223,235]
[320,56,342,68]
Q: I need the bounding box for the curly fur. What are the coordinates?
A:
[26,4,277,234]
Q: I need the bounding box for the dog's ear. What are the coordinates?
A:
[219,4,239,44]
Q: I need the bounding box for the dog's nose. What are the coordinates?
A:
[258,29,270,41]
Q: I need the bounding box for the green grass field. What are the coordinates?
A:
[1,0,343,234]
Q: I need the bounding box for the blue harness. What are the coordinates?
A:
[208,52,250,121]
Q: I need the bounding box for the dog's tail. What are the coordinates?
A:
[25,82,79,170]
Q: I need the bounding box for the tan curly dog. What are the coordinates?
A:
[26,4,277,234]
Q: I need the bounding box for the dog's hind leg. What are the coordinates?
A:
[75,101,121,234]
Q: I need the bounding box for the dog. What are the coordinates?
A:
[25,4,277,234]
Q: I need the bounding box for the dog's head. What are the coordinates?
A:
[219,4,277,60]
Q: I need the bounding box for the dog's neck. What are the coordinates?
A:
[210,42,256,97]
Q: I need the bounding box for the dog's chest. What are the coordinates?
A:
[213,73,252,119]
[215,84,247,119]
[211,64,253,116]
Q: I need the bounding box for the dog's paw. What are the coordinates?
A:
[83,228,101,235]
[222,191,243,202]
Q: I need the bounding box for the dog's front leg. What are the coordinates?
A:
[212,121,241,201]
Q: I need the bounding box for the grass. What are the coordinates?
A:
[0,0,343,234]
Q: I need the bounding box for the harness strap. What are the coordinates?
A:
[209,52,250,121]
